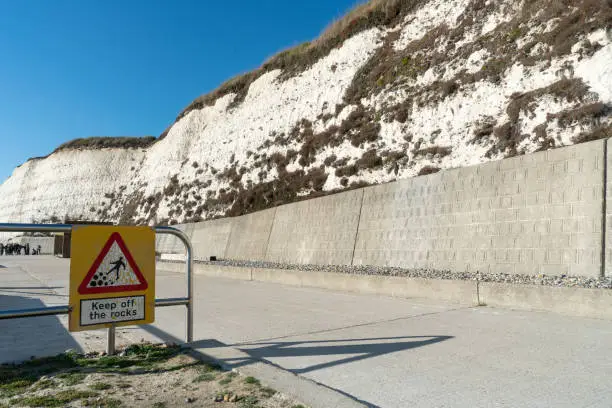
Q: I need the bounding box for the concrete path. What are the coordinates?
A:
[1,256,611,408]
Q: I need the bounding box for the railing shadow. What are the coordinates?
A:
[0,294,82,364]
[234,335,453,374]
[186,335,453,373]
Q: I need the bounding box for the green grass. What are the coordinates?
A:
[56,372,87,386]
[193,372,216,383]
[218,377,232,385]
[0,343,188,404]
[152,402,167,408]
[30,379,55,391]
[0,377,37,398]
[89,382,112,390]
[244,376,260,385]
[238,395,260,408]
[82,396,122,407]
[11,390,99,407]
[197,362,223,372]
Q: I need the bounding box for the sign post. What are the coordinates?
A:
[69,226,155,334]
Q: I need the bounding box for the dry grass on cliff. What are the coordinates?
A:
[172,0,416,126]
[53,137,156,153]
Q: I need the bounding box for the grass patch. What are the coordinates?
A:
[219,371,238,385]
[238,395,260,408]
[12,390,99,407]
[0,343,185,401]
[88,382,112,390]
[82,396,122,407]
[218,377,232,385]
[56,372,87,386]
[0,377,36,398]
[30,379,55,391]
[244,376,260,385]
[193,372,216,383]
[174,0,418,122]
[53,136,156,153]
[152,403,167,408]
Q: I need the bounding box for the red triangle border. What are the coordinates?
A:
[78,232,148,294]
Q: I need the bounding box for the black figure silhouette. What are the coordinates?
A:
[107,256,126,280]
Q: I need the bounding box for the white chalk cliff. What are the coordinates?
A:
[1,0,611,240]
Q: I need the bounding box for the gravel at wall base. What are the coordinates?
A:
[159,258,612,290]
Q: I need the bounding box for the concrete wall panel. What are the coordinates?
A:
[265,189,364,265]
[354,140,605,277]
[190,218,233,260]
[225,208,276,261]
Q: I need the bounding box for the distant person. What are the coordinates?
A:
[37,245,42,255]
[0,243,3,256]
[25,243,30,255]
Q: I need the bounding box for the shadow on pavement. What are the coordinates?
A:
[234,335,453,374]
[142,327,451,408]
[186,336,453,408]
[0,294,82,364]
[187,335,452,374]
[142,325,452,374]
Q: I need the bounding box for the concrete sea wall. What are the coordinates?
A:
[158,139,611,278]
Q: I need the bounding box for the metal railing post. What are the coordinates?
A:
[154,226,193,343]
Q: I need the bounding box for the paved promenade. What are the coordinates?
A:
[1,256,611,407]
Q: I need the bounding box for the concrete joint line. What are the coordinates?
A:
[350,189,366,266]
[223,221,235,260]
[263,207,278,262]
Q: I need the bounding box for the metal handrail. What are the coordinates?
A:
[0,305,71,319]
[0,223,194,344]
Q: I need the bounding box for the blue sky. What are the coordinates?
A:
[0,0,359,182]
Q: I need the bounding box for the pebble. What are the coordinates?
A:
[185,397,195,403]
[185,259,612,290]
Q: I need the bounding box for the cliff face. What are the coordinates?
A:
[1,0,611,236]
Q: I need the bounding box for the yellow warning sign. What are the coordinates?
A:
[69,226,155,332]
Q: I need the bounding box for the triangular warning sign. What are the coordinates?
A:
[78,232,148,294]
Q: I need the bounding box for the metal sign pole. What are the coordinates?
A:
[107,324,116,355]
